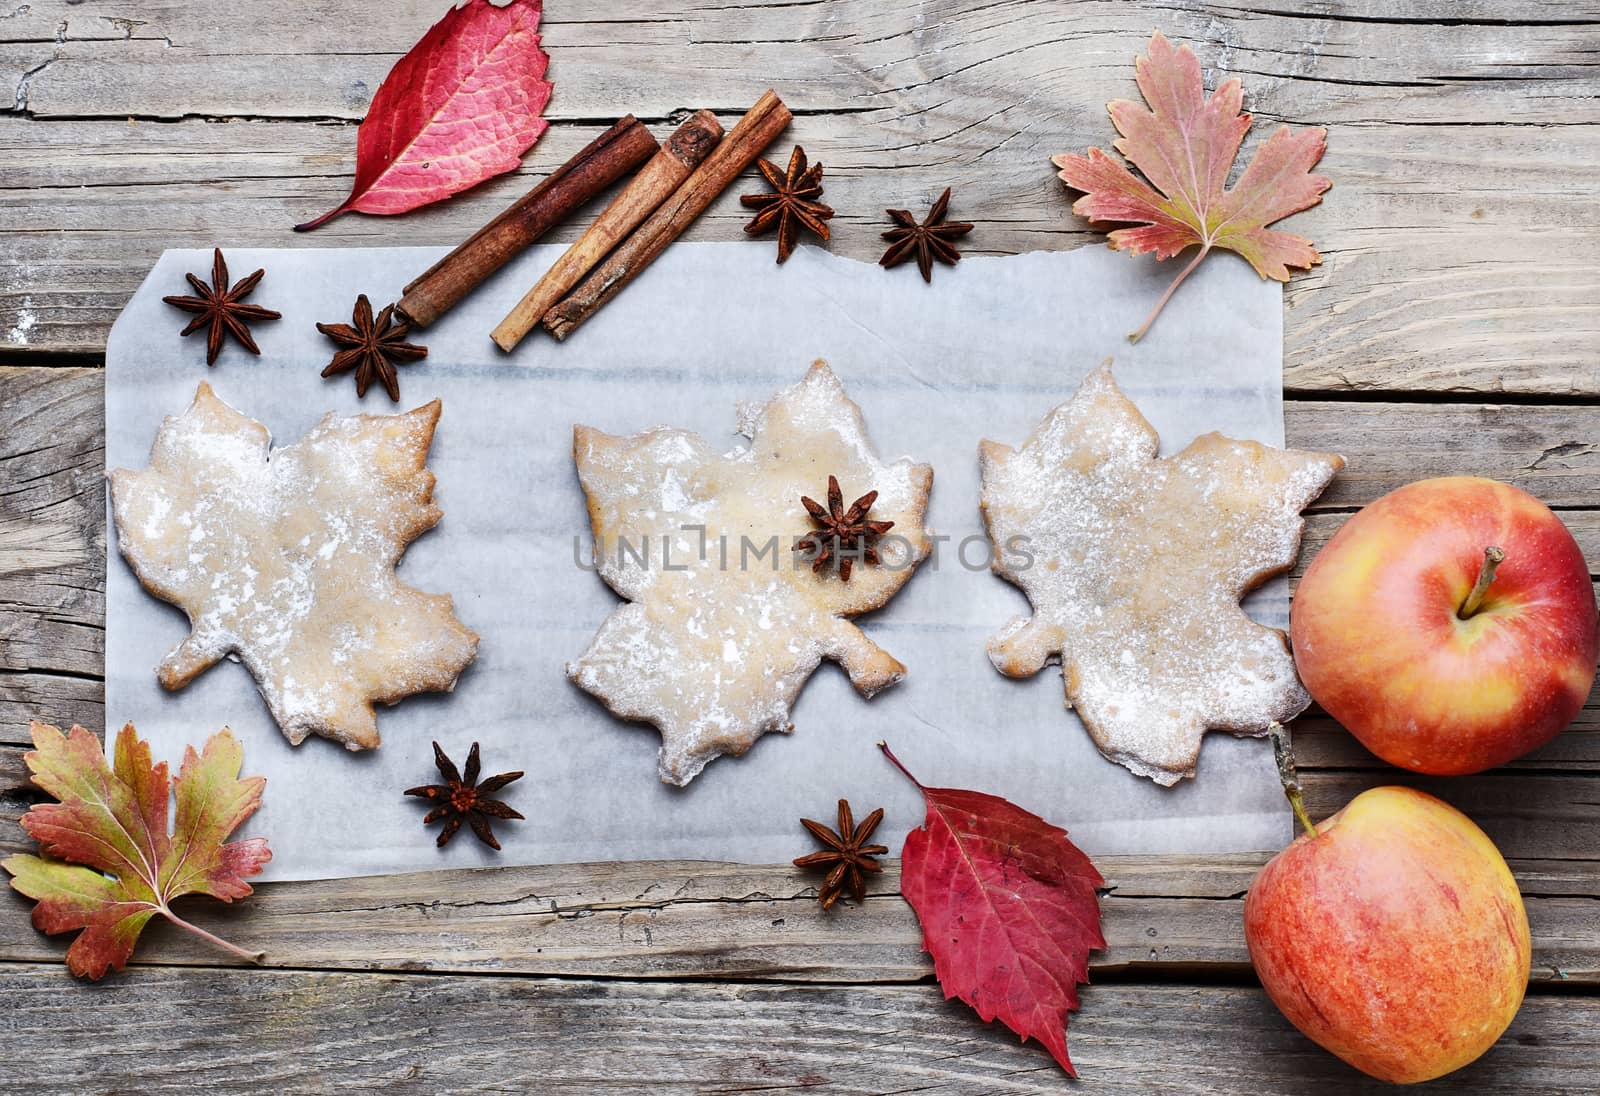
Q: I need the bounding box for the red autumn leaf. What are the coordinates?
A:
[1051,31,1330,342]
[295,0,552,231]
[881,743,1105,1076]
[2,721,272,979]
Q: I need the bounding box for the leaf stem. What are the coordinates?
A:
[161,906,264,965]
[877,741,925,790]
[1129,244,1210,344]
[292,202,350,233]
[1269,723,1319,840]
[1458,546,1506,619]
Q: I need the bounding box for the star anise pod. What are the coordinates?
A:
[879,187,975,282]
[740,145,835,263]
[162,248,282,366]
[795,474,894,581]
[793,799,888,909]
[404,741,524,850]
[317,294,429,401]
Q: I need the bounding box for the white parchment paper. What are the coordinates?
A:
[106,241,1294,881]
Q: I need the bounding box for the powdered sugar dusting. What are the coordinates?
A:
[981,363,1343,785]
[108,383,479,750]
[567,361,933,785]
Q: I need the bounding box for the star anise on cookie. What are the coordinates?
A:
[793,799,888,909]
[405,741,524,850]
[568,363,933,786]
[796,475,894,581]
[162,248,282,366]
[740,145,834,263]
[317,294,429,401]
[879,187,974,282]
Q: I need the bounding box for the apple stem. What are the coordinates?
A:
[1269,723,1319,839]
[1458,546,1506,619]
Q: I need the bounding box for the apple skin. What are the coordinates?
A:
[1291,476,1597,775]
[1245,786,1530,1084]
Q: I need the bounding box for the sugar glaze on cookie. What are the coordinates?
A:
[980,363,1343,785]
[568,361,933,786]
[109,383,479,750]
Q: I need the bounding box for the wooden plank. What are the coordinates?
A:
[8,1,1597,124]
[4,743,1595,982]
[1294,707,1599,772]
[0,962,1591,1094]
[0,2,1598,392]
[0,367,103,734]
[1288,404,1600,511]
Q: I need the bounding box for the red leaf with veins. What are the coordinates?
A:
[296,0,552,231]
[881,743,1105,1076]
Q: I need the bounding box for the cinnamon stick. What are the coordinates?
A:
[542,90,792,342]
[395,117,659,328]
[491,110,725,352]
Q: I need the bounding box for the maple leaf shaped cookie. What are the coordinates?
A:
[109,383,479,750]
[980,364,1343,785]
[568,361,933,785]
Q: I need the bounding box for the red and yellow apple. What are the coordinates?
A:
[1291,476,1598,774]
[1245,784,1530,1084]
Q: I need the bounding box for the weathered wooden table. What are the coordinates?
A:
[2,2,1596,1092]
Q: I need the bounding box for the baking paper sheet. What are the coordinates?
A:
[106,241,1293,881]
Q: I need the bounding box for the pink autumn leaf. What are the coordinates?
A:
[296,0,553,231]
[1051,32,1330,342]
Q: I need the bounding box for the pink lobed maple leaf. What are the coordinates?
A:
[1052,31,1330,342]
[2,721,272,979]
[296,0,552,231]
[881,742,1106,1076]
